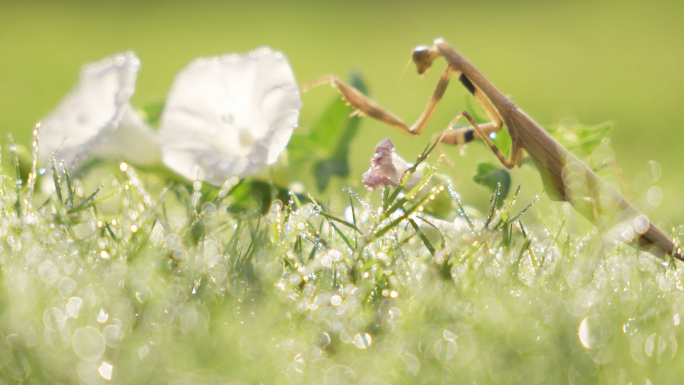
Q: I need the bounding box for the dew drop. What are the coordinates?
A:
[43,307,67,331]
[58,278,77,297]
[647,186,663,207]
[579,315,611,349]
[622,318,638,335]
[98,361,113,380]
[138,344,149,360]
[353,333,372,349]
[201,202,217,217]
[289,274,301,286]
[66,297,83,318]
[647,160,661,183]
[320,254,332,268]
[312,332,331,348]
[72,326,105,361]
[97,309,109,323]
[38,260,59,284]
[434,338,457,361]
[77,361,100,384]
[325,365,355,385]
[633,215,650,235]
[567,270,582,287]
[644,333,658,357]
[103,324,123,347]
[330,250,343,262]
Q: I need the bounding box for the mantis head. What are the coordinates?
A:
[412,45,441,75]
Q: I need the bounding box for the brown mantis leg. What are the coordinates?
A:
[303,50,522,169]
[442,112,520,169]
[438,122,499,145]
[302,66,455,137]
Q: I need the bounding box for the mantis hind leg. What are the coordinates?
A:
[441,111,519,169]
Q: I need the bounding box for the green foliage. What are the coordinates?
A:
[469,118,613,203]
[0,69,677,384]
[0,138,682,384]
[228,179,309,214]
[138,101,166,127]
[548,119,613,155]
[472,161,511,208]
[289,72,368,192]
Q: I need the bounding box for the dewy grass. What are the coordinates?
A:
[0,135,683,384]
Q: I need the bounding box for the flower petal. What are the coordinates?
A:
[37,52,159,171]
[159,47,302,185]
[362,137,399,191]
[362,137,424,191]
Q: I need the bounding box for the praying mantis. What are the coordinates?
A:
[303,38,682,261]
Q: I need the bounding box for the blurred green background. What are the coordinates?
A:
[1,0,683,223]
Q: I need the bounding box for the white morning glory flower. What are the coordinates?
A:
[37,52,160,174]
[158,47,302,186]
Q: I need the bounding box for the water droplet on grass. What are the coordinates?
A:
[622,318,638,335]
[647,186,663,207]
[66,297,82,318]
[38,260,59,284]
[138,344,149,361]
[434,338,457,361]
[579,315,611,349]
[103,325,122,347]
[289,274,302,286]
[58,278,77,297]
[325,365,355,385]
[43,307,67,331]
[312,332,331,348]
[353,333,372,349]
[567,270,582,287]
[98,361,113,380]
[97,309,109,323]
[72,326,105,361]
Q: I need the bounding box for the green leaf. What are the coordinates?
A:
[287,135,317,167]
[473,162,511,207]
[314,158,349,193]
[464,93,489,123]
[547,120,613,155]
[290,72,369,192]
[420,185,453,218]
[409,218,435,256]
[308,96,352,153]
[492,127,512,158]
[139,101,165,126]
[228,180,309,214]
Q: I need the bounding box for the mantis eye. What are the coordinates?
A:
[411,46,435,75]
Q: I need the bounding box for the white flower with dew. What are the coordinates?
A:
[37,52,160,174]
[158,47,302,186]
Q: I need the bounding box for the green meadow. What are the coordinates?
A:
[1,1,684,384]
